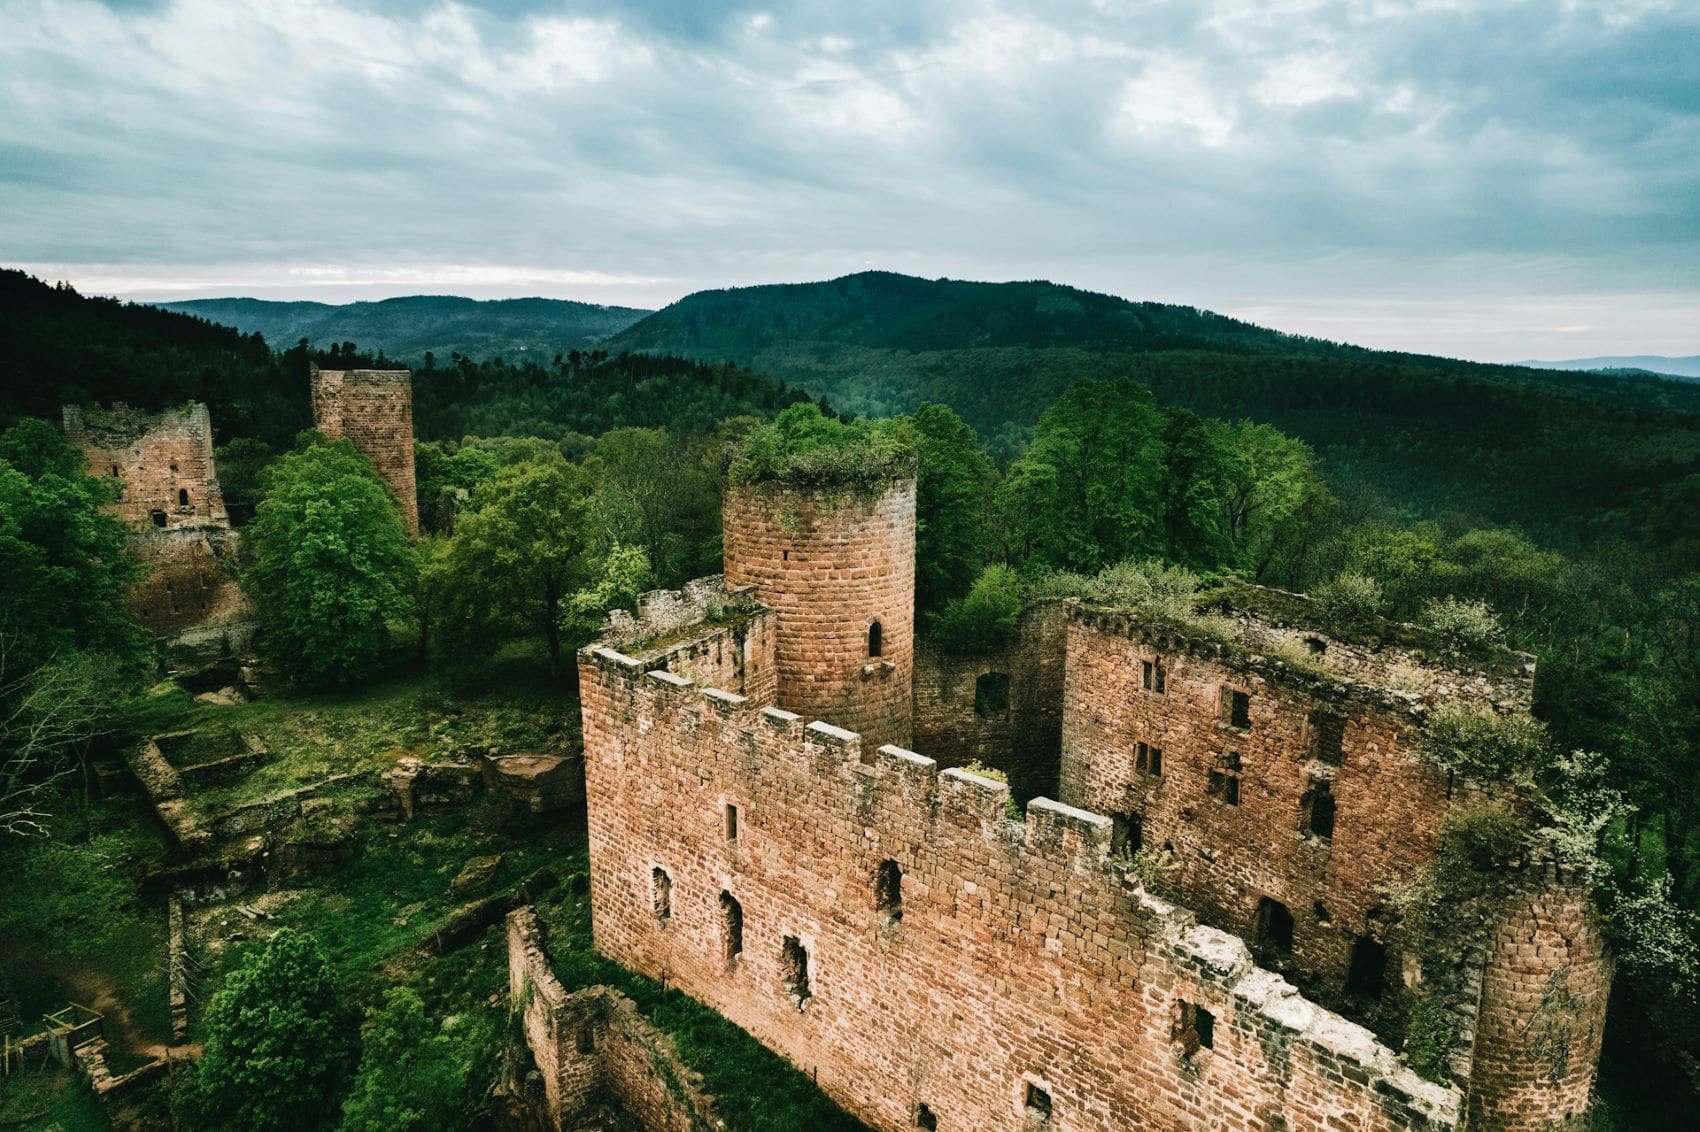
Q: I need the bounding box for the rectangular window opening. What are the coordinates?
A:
[974,671,1011,719]
[651,866,672,922]
[1220,687,1251,729]
[1301,779,1336,841]
[1141,658,1166,694]
[724,802,739,842]
[1207,752,1241,806]
[1347,936,1387,999]
[1135,741,1163,776]
[1024,1083,1052,1124]
[1311,711,1345,766]
[720,890,743,967]
[575,1025,594,1055]
[1254,897,1294,962]
[875,859,903,924]
[781,935,812,1008]
[1110,811,1142,858]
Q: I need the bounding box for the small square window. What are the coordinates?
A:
[1174,1001,1214,1056]
[1023,1083,1052,1123]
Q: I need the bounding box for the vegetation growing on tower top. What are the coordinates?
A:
[726,402,914,490]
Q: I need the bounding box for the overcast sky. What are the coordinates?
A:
[3,0,1696,361]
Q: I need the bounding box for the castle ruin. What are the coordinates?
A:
[62,402,246,634]
[569,472,1610,1131]
[309,366,419,537]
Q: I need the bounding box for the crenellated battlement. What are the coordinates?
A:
[580,641,1463,1129]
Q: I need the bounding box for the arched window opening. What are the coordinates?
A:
[875,859,903,924]
[868,620,883,658]
[178,488,189,508]
[974,671,1010,719]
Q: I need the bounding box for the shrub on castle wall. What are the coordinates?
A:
[725,403,913,494]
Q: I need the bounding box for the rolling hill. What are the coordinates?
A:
[155,294,652,366]
[1517,354,1700,380]
[608,271,1700,557]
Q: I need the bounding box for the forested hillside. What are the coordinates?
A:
[156,294,651,366]
[0,272,813,448]
[610,272,1700,563]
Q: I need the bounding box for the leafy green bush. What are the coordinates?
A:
[174,929,360,1132]
[1312,572,1385,627]
[927,564,1024,652]
[1420,596,1506,657]
[1420,703,1551,783]
[1404,993,1459,1084]
[340,987,477,1132]
[1435,801,1528,876]
[1029,557,1201,623]
[726,403,912,490]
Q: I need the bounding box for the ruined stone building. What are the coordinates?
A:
[573,473,1610,1131]
[62,402,245,634]
[309,365,419,537]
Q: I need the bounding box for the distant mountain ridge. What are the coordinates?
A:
[1515,354,1700,380]
[155,294,652,364]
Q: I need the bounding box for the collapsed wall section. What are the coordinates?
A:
[309,367,418,537]
[723,479,915,751]
[62,401,246,634]
[507,908,719,1132]
[912,598,1069,800]
[580,643,1460,1132]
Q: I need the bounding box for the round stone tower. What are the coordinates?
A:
[723,477,916,753]
[1466,861,1612,1130]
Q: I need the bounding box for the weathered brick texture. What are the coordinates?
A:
[580,642,1461,1132]
[723,479,916,753]
[1057,607,1523,1019]
[309,367,418,537]
[507,908,719,1131]
[62,402,246,633]
[1465,867,1611,1130]
[913,599,1069,800]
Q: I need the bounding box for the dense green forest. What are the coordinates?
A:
[156,294,651,368]
[4,266,1700,1128]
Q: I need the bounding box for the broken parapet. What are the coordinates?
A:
[580,646,1465,1131]
[382,758,482,820]
[600,575,756,647]
[507,907,721,1132]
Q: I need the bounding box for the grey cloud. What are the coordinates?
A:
[1,0,1695,359]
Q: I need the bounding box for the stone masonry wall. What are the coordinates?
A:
[580,643,1461,1132]
[507,908,719,1132]
[1058,607,1506,1019]
[912,599,1069,801]
[63,402,227,530]
[62,402,245,633]
[602,576,779,709]
[310,367,419,537]
[723,479,915,752]
[1465,866,1611,1130]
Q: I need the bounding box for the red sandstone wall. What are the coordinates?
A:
[507,909,720,1132]
[580,645,1460,1132]
[63,402,227,531]
[128,528,248,634]
[310,368,419,537]
[1466,868,1611,1130]
[912,599,1069,800]
[723,479,916,752]
[1057,608,1502,1020]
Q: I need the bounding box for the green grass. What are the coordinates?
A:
[537,847,869,1132]
[0,1068,109,1132]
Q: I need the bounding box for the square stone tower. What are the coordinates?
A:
[309,366,419,537]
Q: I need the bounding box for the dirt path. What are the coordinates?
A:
[36,955,195,1060]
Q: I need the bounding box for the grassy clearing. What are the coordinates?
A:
[0,1068,109,1132]
[537,845,869,1132]
[139,640,578,815]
